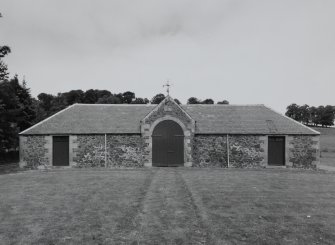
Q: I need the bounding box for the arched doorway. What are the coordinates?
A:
[152,120,184,167]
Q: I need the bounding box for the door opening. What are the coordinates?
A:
[152,120,184,167]
[268,136,285,166]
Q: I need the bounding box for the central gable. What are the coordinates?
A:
[142,96,194,126]
[140,96,195,165]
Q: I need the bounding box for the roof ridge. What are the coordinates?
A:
[183,104,265,106]
[75,103,265,107]
[76,103,155,106]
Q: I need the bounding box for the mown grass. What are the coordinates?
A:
[1,168,335,244]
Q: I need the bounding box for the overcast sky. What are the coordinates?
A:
[1,0,335,112]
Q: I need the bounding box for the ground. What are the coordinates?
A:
[1,168,335,244]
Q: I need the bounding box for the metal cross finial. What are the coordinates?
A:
[163,80,172,96]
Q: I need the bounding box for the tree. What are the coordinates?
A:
[187,97,200,104]
[131,97,149,104]
[10,76,36,130]
[151,93,165,104]
[0,14,11,82]
[62,90,84,105]
[285,103,335,127]
[0,46,11,58]
[83,89,99,103]
[96,90,112,99]
[0,80,20,152]
[0,60,9,83]
[122,91,135,104]
[300,104,310,125]
[201,98,214,104]
[309,106,318,126]
[96,95,121,104]
[285,103,302,121]
[321,105,335,127]
[37,93,54,112]
[217,100,229,104]
[0,76,35,153]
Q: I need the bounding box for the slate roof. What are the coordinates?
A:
[20,104,319,135]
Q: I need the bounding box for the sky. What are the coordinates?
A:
[1,0,335,113]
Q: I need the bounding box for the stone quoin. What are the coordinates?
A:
[19,96,320,169]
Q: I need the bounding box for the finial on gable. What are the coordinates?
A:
[163,80,172,96]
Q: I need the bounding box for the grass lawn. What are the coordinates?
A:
[0,168,335,244]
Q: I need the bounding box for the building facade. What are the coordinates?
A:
[19,96,320,169]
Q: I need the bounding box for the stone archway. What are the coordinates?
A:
[152,120,184,167]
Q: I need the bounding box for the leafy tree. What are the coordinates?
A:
[321,105,335,127]
[37,93,54,112]
[300,104,310,125]
[286,103,335,127]
[187,97,200,104]
[83,89,99,103]
[0,60,9,82]
[131,97,149,104]
[0,14,10,82]
[62,90,84,104]
[0,81,20,152]
[285,103,302,121]
[309,106,318,126]
[217,100,229,104]
[201,98,214,104]
[96,95,121,104]
[10,76,36,130]
[122,91,135,104]
[0,76,35,154]
[0,46,10,58]
[151,93,165,104]
[49,93,67,114]
[96,90,112,99]
[83,89,113,104]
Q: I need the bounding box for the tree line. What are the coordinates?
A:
[285,103,335,127]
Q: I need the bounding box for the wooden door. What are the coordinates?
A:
[152,120,184,167]
[53,136,69,166]
[268,136,285,166]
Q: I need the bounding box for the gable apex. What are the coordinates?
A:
[142,96,194,124]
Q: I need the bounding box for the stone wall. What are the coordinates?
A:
[229,135,266,168]
[75,135,105,167]
[74,134,144,168]
[192,135,266,168]
[107,135,144,167]
[288,135,320,169]
[192,135,228,167]
[20,135,51,168]
[20,133,320,169]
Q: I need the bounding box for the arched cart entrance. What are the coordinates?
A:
[152,120,184,167]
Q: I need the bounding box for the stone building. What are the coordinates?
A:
[19,96,320,169]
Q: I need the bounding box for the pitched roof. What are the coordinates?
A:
[20,103,319,135]
[183,105,319,135]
